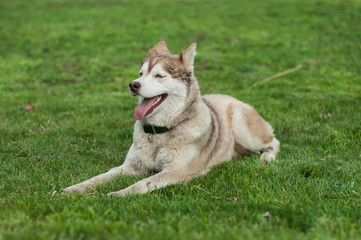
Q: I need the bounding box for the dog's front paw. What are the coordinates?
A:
[107,187,136,197]
[63,185,87,194]
[107,190,128,197]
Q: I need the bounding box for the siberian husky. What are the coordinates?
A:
[64,41,280,197]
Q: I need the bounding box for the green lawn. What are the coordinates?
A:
[1,0,360,239]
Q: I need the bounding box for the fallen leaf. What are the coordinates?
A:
[263,211,271,218]
[25,103,35,110]
[114,76,122,82]
[324,113,331,119]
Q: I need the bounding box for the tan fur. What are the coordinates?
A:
[244,107,274,144]
[226,103,234,134]
[64,42,280,197]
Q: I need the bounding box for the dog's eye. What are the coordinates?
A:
[139,72,143,77]
[155,74,164,78]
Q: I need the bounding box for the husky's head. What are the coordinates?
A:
[129,41,200,127]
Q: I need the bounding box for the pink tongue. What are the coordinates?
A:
[134,96,159,120]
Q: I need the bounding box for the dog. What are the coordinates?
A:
[63,41,280,197]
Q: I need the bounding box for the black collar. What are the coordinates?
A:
[143,125,170,134]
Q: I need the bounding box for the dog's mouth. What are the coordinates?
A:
[134,94,168,120]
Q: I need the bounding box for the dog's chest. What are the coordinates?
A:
[133,131,170,172]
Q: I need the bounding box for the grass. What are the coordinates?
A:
[0,0,360,239]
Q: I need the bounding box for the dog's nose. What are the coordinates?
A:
[129,81,141,92]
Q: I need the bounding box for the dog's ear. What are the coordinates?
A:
[148,41,170,57]
[180,43,197,72]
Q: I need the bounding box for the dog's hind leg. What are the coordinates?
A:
[259,137,280,163]
[230,103,280,163]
